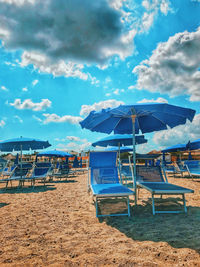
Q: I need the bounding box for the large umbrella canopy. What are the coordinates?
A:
[0,137,51,152]
[37,150,72,158]
[80,103,195,135]
[92,134,147,147]
[80,103,195,203]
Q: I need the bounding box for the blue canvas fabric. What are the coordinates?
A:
[104,146,132,152]
[91,184,133,195]
[139,182,194,193]
[37,150,72,157]
[92,134,147,147]
[89,151,117,168]
[162,143,188,153]
[80,103,195,135]
[0,137,51,152]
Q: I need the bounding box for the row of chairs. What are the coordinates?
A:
[88,152,194,217]
[0,161,75,188]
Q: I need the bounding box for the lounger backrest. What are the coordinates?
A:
[136,166,165,182]
[91,167,119,184]
[89,152,119,185]
[34,167,50,176]
[35,162,51,168]
[89,151,117,168]
[13,166,30,177]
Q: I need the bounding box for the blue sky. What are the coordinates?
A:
[0,0,200,153]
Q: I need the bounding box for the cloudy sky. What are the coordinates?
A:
[0,0,200,153]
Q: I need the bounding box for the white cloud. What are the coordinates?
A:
[1,85,8,91]
[137,97,168,103]
[0,0,135,65]
[22,87,28,92]
[128,85,135,90]
[133,27,200,101]
[32,115,43,122]
[42,113,82,124]
[9,98,51,111]
[57,141,92,152]
[140,0,172,32]
[105,93,111,97]
[153,114,200,148]
[80,99,124,116]
[32,79,38,86]
[0,119,5,127]
[66,136,81,142]
[20,52,89,80]
[13,115,23,123]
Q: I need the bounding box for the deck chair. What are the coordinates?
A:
[1,163,33,188]
[184,160,200,178]
[89,151,134,217]
[29,166,51,186]
[135,165,194,215]
[118,159,133,184]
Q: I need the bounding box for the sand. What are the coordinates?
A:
[0,172,200,266]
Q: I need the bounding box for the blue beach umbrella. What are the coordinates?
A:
[92,134,147,147]
[80,103,195,203]
[188,139,200,151]
[37,150,72,158]
[161,143,188,153]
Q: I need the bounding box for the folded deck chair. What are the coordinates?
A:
[89,151,134,217]
[135,165,194,215]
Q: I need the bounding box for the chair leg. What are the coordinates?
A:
[152,194,155,215]
[127,197,131,217]
[182,194,187,213]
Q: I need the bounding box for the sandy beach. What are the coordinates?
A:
[0,172,200,266]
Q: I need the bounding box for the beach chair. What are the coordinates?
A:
[118,159,133,184]
[89,151,134,217]
[135,165,194,215]
[0,163,33,188]
[184,160,200,178]
[29,166,51,186]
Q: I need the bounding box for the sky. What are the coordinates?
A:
[0,0,200,154]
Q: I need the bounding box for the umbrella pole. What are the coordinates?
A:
[118,142,122,184]
[131,111,137,206]
[20,144,23,180]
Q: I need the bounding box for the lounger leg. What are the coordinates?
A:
[137,187,140,200]
[182,194,187,213]
[96,197,98,217]
[127,197,131,217]
[152,194,155,215]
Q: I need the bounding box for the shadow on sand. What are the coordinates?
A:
[0,202,9,208]
[0,185,56,194]
[101,202,200,252]
[48,179,77,184]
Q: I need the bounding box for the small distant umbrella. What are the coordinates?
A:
[104,146,133,153]
[37,150,72,158]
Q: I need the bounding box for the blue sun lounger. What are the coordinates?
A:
[184,160,200,178]
[89,151,134,217]
[135,165,194,215]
